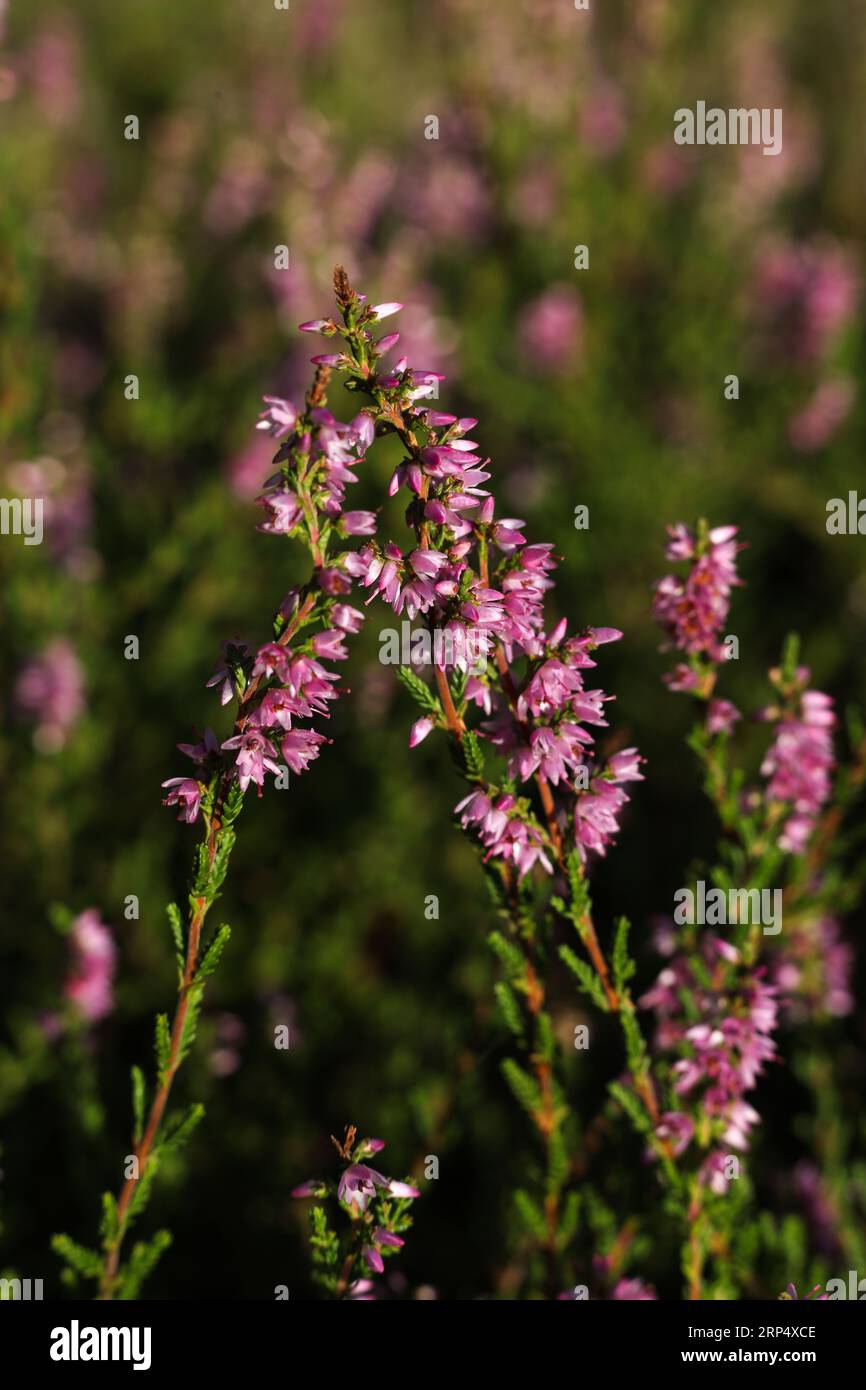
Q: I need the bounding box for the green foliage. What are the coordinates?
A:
[51,1233,104,1282]
[122,1107,203,1235]
[500,1059,542,1120]
[608,1080,652,1137]
[487,930,525,981]
[559,945,610,1013]
[177,985,205,1067]
[460,729,486,783]
[3,0,866,1304]
[196,923,232,981]
[131,1066,146,1146]
[161,1103,205,1161]
[535,1010,555,1063]
[546,1127,568,1198]
[780,632,801,685]
[396,664,441,717]
[208,825,238,901]
[166,903,185,979]
[494,981,525,1038]
[190,843,211,900]
[154,1014,172,1083]
[100,1192,120,1246]
[513,1188,548,1241]
[559,1191,581,1245]
[308,1206,340,1296]
[116,1230,173,1301]
[618,1001,650,1080]
[612,917,636,990]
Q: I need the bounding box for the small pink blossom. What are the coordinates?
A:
[64,909,116,1023]
[256,396,298,438]
[161,777,203,823]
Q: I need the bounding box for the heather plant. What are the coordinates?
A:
[1,0,864,1307]
[51,367,378,1299]
[291,1125,420,1300]
[286,270,865,1298]
[7,261,862,1303]
[646,524,866,1295]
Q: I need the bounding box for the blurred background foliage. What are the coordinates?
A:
[0,0,864,1298]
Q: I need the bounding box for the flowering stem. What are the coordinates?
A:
[99,890,213,1297]
[434,665,465,740]
[491,636,620,1013]
[686,1186,705,1301]
[76,361,374,1300]
[311,266,674,1289]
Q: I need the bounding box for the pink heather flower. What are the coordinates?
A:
[205,642,250,706]
[653,524,742,660]
[409,716,435,748]
[771,915,853,1021]
[257,487,302,535]
[389,460,424,496]
[375,332,400,355]
[361,1226,406,1276]
[388,1180,421,1199]
[206,669,236,707]
[707,698,741,735]
[574,780,633,861]
[291,1179,326,1198]
[373,1228,404,1248]
[256,396,298,438]
[341,509,377,536]
[782,1283,828,1302]
[283,654,340,716]
[788,376,855,452]
[490,517,527,552]
[713,937,741,965]
[582,77,627,157]
[370,302,403,320]
[221,729,283,793]
[752,240,859,365]
[400,156,490,243]
[606,747,645,784]
[761,686,835,852]
[465,675,492,715]
[310,353,348,368]
[251,641,291,683]
[700,1151,733,1196]
[311,629,348,661]
[336,1163,419,1213]
[643,941,779,1181]
[15,638,85,752]
[317,566,352,596]
[330,603,364,633]
[345,1279,377,1301]
[279,728,327,775]
[363,1246,385,1274]
[663,663,702,694]
[352,413,376,450]
[518,725,593,786]
[64,909,116,1023]
[178,728,221,772]
[252,688,299,732]
[611,1278,657,1301]
[455,790,554,880]
[161,776,203,823]
[518,285,583,370]
[655,1111,694,1158]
